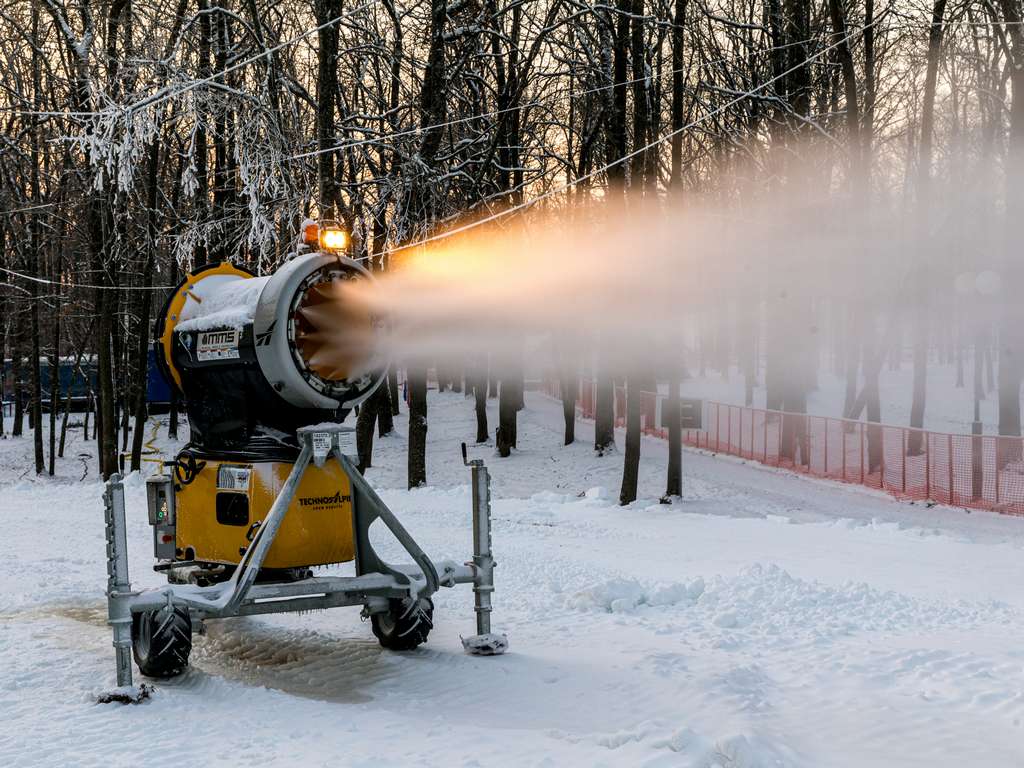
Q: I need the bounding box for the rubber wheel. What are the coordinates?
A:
[371,597,433,651]
[132,605,192,678]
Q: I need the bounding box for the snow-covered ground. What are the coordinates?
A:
[1,392,1023,767]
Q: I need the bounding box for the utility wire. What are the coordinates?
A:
[0,11,891,288]
[290,13,1015,165]
[126,2,375,115]
[380,10,892,258]
[0,264,173,288]
[285,34,827,163]
[0,203,55,215]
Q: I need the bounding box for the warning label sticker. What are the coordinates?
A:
[197,329,241,361]
[312,432,332,460]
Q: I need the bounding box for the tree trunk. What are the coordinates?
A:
[29,296,43,474]
[403,0,447,487]
[12,348,23,437]
[407,365,428,488]
[97,288,118,479]
[47,293,59,476]
[669,0,687,189]
[131,139,160,472]
[474,364,488,443]
[560,369,576,445]
[907,327,927,454]
[29,6,43,475]
[996,0,1024,465]
[356,387,380,473]
[907,0,946,456]
[497,379,518,457]
[619,375,642,505]
[827,0,862,185]
[387,368,400,416]
[665,365,682,498]
[29,280,43,475]
[863,336,883,473]
[629,0,649,192]
[842,306,859,422]
[376,381,394,436]
[605,0,629,193]
[595,375,615,453]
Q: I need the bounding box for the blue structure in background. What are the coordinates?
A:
[1,350,172,410]
[146,348,172,405]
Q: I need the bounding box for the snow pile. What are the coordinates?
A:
[176,275,270,332]
[568,564,1016,642]
[652,728,796,768]
[566,577,706,613]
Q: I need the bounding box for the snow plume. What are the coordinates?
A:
[328,181,997,378]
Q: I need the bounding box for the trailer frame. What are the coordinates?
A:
[104,424,504,689]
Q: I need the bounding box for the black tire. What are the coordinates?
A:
[371,597,433,651]
[132,605,192,678]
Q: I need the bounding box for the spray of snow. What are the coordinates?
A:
[328,189,1005,376]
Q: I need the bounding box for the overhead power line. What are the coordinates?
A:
[381,10,892,257]
[0,266,173,292]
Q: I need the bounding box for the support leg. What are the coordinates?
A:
[461,454,507,655]
[471,462,495,636]
[104,473,134,687]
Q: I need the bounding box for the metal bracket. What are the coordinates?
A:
[336,443,440,599]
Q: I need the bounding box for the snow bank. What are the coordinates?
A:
[566,564,1015,641]
[566,577,705,613]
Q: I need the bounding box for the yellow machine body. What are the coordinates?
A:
[175,459,355,569]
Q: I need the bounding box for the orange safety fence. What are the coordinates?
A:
[541,376,1024,517]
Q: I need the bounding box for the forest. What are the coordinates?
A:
[1,0,1022,502]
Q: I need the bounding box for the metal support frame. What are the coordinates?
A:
[104,426,506,687]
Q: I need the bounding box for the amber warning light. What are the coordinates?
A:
[319,227,349,252]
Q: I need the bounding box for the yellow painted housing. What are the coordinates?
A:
[158,261,254,392]
[175,459,355,569]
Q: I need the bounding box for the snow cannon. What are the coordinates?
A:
[154,225,386,454]
[99,224,505,698]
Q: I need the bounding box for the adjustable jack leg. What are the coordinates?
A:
[461,444,508,656]
[104,473,134,688]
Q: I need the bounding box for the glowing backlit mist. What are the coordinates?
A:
[313,186,1009,380]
